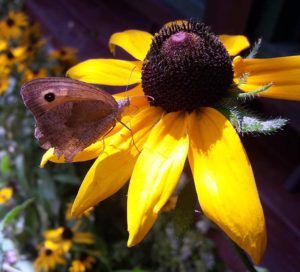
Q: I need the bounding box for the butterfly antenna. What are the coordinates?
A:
[125,65,137,94]
[126,65,155,103]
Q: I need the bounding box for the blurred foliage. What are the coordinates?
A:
[0,0,227,271]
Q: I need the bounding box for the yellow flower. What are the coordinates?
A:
[0,187,13,204]
[34,240,66,272]
[68,253,96,272]
[0,11,28,39]
[50,47,77,62]
[49,47,78,75]
[0,46,27,69]
[44,225,94,253]
[22,68,48,83]
[42,20,300,264]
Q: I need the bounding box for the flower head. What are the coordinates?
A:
[42,20,300,263]
[34,240,66,272]
[44,225,94,253]
[68,252,96,272]
[0,11,28,39]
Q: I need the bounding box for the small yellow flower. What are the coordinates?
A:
[22,68,48,83]
[68,253,96,272]
[49,47,78,75]
[44,225,94,253]
[34,240,66,272]
[0,187,13,204]
[22,22,45,48]
[0,11,28,39]
[0,46,27,68]
[42,20,300,264]
[50,47,77,62]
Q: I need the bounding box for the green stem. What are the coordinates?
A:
[231,241,257,272]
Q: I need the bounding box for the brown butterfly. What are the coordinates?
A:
[21,77,129,162]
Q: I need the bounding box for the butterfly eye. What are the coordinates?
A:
[44,92,55,102]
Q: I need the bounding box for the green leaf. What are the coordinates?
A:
[0,198,34,232]
[0,154,11,175]
[219,106,287,135]
[241,116,287,134]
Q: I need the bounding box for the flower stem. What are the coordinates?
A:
[231,241,258,272]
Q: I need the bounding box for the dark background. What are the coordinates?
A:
[24,0,300,271]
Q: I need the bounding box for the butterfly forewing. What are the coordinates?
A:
[21,77,121,162]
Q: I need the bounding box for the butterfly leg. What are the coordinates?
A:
[116,119,140,153]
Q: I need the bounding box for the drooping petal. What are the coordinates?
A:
[67,59,142,86]
[187,108,266,264]
[72,106,163,215]
[219,35,250,56]
[127,112,189,246]
[233,55,300,101]
[109,30,153,61]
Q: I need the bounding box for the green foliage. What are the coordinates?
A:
[0,198,33,232]
[219,106,287,135]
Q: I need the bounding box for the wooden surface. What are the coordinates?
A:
[25,1,300,271]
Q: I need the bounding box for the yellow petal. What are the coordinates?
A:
[127,112,189,246]
[113,83,144,99]
[187,108,266,264]
[233,55,300,101]
[72,106,163,215]
[219,35,250,56]
[109,30,153,61]
[74,232,95,244]
[67,59,142,86]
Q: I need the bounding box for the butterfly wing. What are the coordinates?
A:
[21,77,119,162]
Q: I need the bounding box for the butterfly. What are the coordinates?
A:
[21,77,130,162]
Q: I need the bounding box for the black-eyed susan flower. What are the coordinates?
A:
[0,11,28,39]
[68,252,96,272]
[44,225,94,253]
[41,20,300,263]
[0,46,27,69]
[49,47,78,75]
[22,67,48,83]
[0,186,13,204]
[34,240,66,272]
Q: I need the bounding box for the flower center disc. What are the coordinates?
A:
[142,20,233,112]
